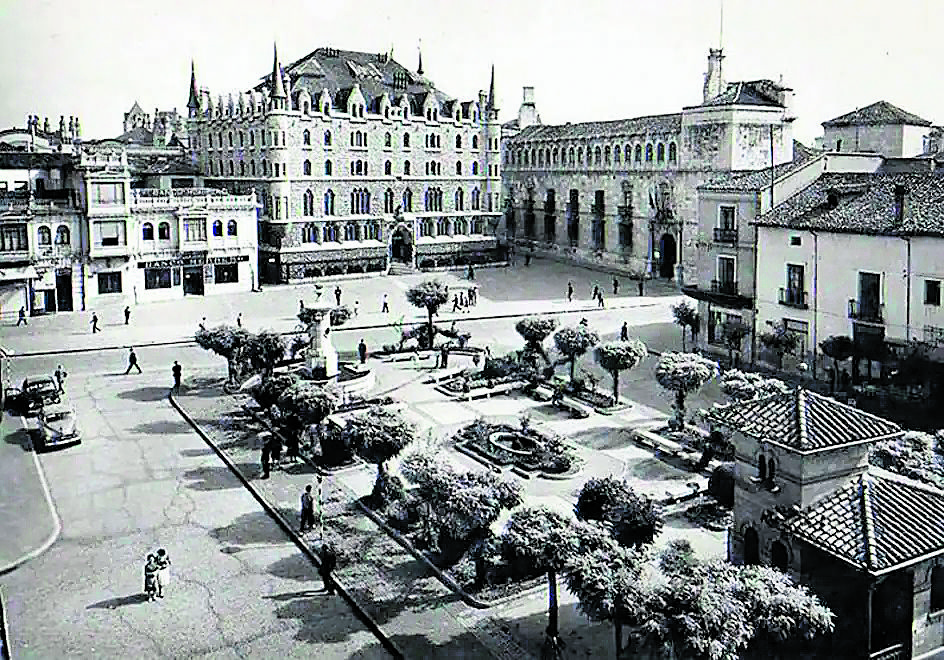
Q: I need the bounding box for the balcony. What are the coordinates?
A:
[0,248,30,263]
[713,227,738,244]
[89,242,130,258]
[778,287,808,309]
[711,279,738,296]
[617,205,632,219]
[35,244,74,260]
[848,299,884,323]
[591,203,605,217]
[565,202,579,217]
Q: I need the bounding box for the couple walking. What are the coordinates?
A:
[143,548,172,601]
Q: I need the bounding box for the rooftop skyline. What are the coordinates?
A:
[1,0,940,145]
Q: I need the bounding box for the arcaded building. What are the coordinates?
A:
[186,46,503,283]
[501,49,795,283]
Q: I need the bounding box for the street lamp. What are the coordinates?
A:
[316,474,325,544]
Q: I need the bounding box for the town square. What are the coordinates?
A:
[1,1,944,658]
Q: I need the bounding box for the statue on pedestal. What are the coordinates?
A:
[299,304,338,379]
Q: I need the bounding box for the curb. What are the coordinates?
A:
[0,417,63,577]
[168,391,405,660]
[0,586,10,660]
[8,299,669,358]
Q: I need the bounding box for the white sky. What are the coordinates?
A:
[1,0,941,144]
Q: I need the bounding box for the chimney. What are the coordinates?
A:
[522,86,535,105]
[518,86,541,130]
[894,184,906,223]
[703,48,725,102]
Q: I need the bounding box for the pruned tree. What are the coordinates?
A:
[610,491,663,548]
[869,430,944,490]
[672,300,698,351]
[195,325,253,384]
[345,405,416,505]
[819,335,854,392]
[721,319,750,367]
[595,339,648,404]
[553,324,601,383]
[574,476,635,523]
[244,329,286,380]
[654,352,718,430]
[720,369,790,402]
[250,373,298,411]
[405,280,450,349]
[277,381,340,440]
[515,316,559,366]
[708,462,736,507]
[760,325,799,371]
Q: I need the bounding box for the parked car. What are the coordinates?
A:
[4,375,61,415]
[34,403,81,450]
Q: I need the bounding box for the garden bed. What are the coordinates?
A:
[454,420,578,476]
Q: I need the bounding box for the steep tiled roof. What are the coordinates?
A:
[699,80,785,108]
[699,141,823,192]
[754,170,944,236]
[705,388,901,452]
[255,47,458,117]
[509,113,681,143]
[114,126,154,145]
[822,100,932,128]
[786,469,944,573]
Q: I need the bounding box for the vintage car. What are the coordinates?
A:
[34,403,81,450]
[4,375,61,414]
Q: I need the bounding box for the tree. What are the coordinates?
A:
[721,319,750,367]
[719,370,790,402]
[760,326,799,371]
[330,305,352,327]
[244,329,286,380]
[595,339,647,404]
[277,381,340,438]
[654,352,718,430]
[553,324,600,383]
[672,301,698,351]
[574,476,634,523]
[611,492,663,548]
[405,280,450,349]
[819,335,854,392]
[195,325,253,384]
[345,406,416,505]
[870,430,944,489]
[250,373,298,411]
[516,316,558,366]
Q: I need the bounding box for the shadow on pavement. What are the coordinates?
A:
[3,427,34,452]
[210,509,298,547]
[182,464,257,491]
[129,420,193,435]
[116,386,171,402]
[570,427,633,450]
[87,593,151,609]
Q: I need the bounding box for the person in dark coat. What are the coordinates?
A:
[285,432,299,463]
[440,344,449,369]
[612,277,620,295]
[16,306,27,326]
[592,284,601,303]
[319,543,338,594]
[54,365,67,393]
[567,281,574,302]
[125,348,142,374]
[269,434,283,468]
[90,313,100,333]
[637,279,645,296]
[334,286,342,306]
[172,361,182,393]
[620,322,629,341]
[299,485,315,533]
[260,440,271,479]
[358,339,368,364]
[124,306,131,324]
[143,554,159,601]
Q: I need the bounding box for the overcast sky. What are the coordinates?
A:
[1,0,940,144]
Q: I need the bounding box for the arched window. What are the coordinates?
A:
[158,222,170,240]
[472,162,479,176]
[569,147,575,166]
[219,160,225,175]
[385,132,392,148]
[240,162,245,176]
[645,144,654,162]
[37,226,51,245]
[403,188,413,211]
[471,187,481,210]
[302,223,318,243]
[212,220,223,237]
[274,163,280,177]
[141,223,153,241]
[55,225,70,245]
[668,142,678,163]
[553,148,559,165]
[261,159,268,176]
[657,143,665,163]
[456,161,462,175]
[384,188,395,213]
[624,145,631,163]
[324,189,335,215]
[303,189,314,216]
[613,146,619,165]
[228,161,234,176]
[384,161,392,176]
[455,188,464,211]
[227,220,237,236]
[743,528,760,566]
[249,131,254,146]
[604,146,611,165]
[364,221,379,240]
[323,224,338,242]
[635,145,642,162]
[456,135,462,149]
[577,147,583,164]
[403,132,410,148]
[437,218,449,236]
[344,223,358,241]
[325,160,332,176]
[454,218,468,235]
[303,160,312,176]
[404,160,411,175]
[472,135,479,149]
[228,132,233,147]
[303,129,311,145]
[250,161,256,176]
[594,146,602,165]
[324,130,332,146]
[538,150,544,166]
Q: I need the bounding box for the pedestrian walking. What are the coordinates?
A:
[124,348,142,374]
[236,313,242,328]
[637,279,645,296]
[260,434,272,479]
[592,284,601,302]
[143,554,159,601]
[612,277,620,296]
[199,317,207,331]
[90,313,100,333]
[381,293,389,313]
[54,365,67,393]
[567,281,574,302]
[300,485,315,533]
[353,300,359,317]
[285,432,299,463]
[172,361,182,393]
[334,286,342,306]
[16,306,27,326]
[469,286,478,306]
[620,322,629,341]
[319,543,338,594]
[269,434,283,469]
[597,292,605,309]
[525,252,531,267]
[452,294,460,312]
[154,548,171,598]
[124,306,131,325]
[358,339,368,364]
[467,264,475,281]
[299,299,305,313]
[440,344,449,369]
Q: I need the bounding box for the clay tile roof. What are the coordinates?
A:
[785,469,944,573]
[822,100,932,128]
[698,80,785,108]
[705,388,901,452]
[509,113,682,143]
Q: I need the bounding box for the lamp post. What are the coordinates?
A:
[316,474,324,544]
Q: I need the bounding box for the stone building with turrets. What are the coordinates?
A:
[501,49,794,284]
[186,45,503,284]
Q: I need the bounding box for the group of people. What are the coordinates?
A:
[450,287,478,313]
[143,548,171,601]
[259,430,298,479]
[566,276,645,305]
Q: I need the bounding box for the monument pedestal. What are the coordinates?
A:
[302,305,338,379]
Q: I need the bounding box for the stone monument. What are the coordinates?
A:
[301,304,338,379]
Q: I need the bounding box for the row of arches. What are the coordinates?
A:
[417,216,484,237]
[508,140,679,169]
[212,156,492,179]
[35,225,71,246]
[209,127,490,154]
[300,220,381,244]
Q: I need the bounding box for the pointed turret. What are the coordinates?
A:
[417,43,424,76]
[187,60,200,117]
[487,64,496,111]
[270,43,287,105]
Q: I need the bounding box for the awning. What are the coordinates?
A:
[0,265,38,282]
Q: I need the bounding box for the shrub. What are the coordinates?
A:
[708,462,736,507]
[483,353,520,379]
[251,373,299,411]
[319,424,354,466]
[575,477,634,523]
[610,492,663,548]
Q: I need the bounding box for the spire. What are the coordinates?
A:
[187,60,200,112]
[271,43,287,99]
[417,41,424,76]
[487,64,496,110]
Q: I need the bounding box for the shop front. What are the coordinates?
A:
[135,252,251,301]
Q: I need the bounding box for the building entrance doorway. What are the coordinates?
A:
[658,233,677,279]
[390,225,413,263]
[55,270,73,311]
[183,267,204,295]
[743,527,760,565]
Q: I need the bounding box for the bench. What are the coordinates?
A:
[632,428,684,457]
[467,380,525,401]
[554,396,592,419]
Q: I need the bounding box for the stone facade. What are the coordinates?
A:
[186,46,503,283]
[501,50,794,283]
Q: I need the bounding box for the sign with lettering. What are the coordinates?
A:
[138,254,248,269]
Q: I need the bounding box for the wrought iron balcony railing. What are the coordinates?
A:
[778,287,808,309]
[711,279,738,296]
[848,299,884,323]
[713,227,738,244]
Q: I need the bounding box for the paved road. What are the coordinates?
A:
[0,358,392,659]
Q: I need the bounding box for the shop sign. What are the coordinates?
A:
[138,253,248,269]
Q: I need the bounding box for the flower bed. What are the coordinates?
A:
[454,420,577,475]
[564,385,615,409]
[680,496,733,532]
[439,373,520,394]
